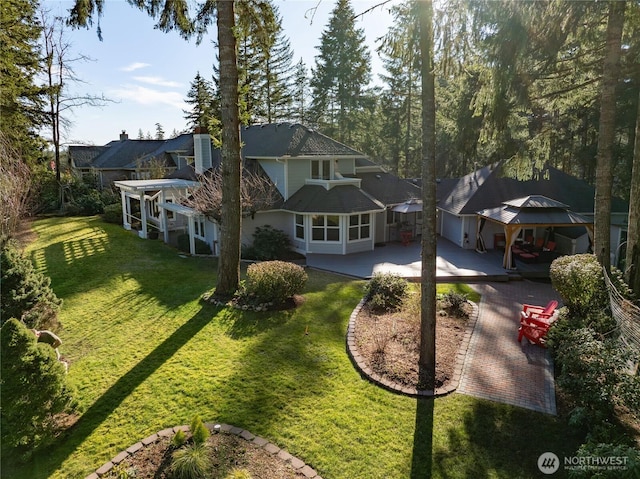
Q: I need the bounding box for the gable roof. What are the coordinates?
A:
[240,123,366,158]
[282,184,384,214]
[84,133,194,170]
[437,162,628,215]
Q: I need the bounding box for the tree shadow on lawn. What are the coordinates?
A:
[431,397,582,479]
[211,283,356,447]
[411,398,435,479]
[13,305,217,479]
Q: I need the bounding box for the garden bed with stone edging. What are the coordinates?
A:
[346,298,479,397]
[85,422,322,479]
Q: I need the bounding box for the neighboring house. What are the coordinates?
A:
[434,162,629,267]
[111,124,422,256]
[69,131,195,188]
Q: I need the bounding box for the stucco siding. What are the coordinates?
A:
[440,211,463,247]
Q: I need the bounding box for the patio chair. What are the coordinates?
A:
[518,300,558,346]
[522,300,558,320]
[518,313,553,346]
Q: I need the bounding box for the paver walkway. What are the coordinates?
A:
[457,280,560,414]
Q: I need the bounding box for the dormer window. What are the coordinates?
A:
[311,159,331,180]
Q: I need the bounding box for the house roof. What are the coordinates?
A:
[281,184,385,214]
[356,171,422,206]
[68,145,109,168]
[240,123,366,158]
[437,162,628,215]
[478,205,592,226]
[84,133,194,170]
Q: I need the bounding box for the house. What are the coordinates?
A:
[100,124,422,255]
[435,162,629,267]
[69,131,195,188]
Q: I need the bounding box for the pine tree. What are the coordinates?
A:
[155,122,165,140]
[378,1,422,176]
[234,0,293,124]
[183,72,217,130]
[291,58,309,124]
[0,0,45,165]
[310,0,372,143]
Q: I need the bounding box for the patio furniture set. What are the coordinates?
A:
[511,237,559,264]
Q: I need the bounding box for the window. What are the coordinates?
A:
[349,214,371,241]
[311,159,331,180]
[295,214,304,240]
[311,215,340,242]
[194,217,205,239]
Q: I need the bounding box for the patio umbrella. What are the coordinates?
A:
[392,200,422,213]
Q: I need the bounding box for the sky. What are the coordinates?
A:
[42,0,400,147]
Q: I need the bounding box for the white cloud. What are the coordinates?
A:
[120,62,151,72]
[133,76,182,88]
[109,84,186,110]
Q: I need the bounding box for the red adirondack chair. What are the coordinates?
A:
[517,300,558,347]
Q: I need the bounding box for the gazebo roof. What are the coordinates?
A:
[478,195,592,227]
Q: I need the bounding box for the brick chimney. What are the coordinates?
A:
[193,127,212,174]
[120,130,128,141]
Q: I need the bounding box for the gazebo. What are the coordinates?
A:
[477,195,594,269]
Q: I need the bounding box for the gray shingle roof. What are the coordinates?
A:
[282,185,384,214]
[437,162,628,215]
[68,145,109,168]
[240,123,365,158]
[356,171,422,206]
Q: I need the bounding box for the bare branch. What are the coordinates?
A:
[181,168,281,223]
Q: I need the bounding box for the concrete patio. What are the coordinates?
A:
[306,237,511,281]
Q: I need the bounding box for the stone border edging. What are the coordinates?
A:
[346,298,479,397]
[85,422,322,479]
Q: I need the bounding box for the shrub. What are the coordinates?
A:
[102,203,123,224]
[190,416,209,446]
[0,319,74,462]
[553,327,637,427]
[171,430,187,448]
[240,261,307,305]
[569,442,640,479]
[1,240,62,329]
[243,225,291,261]
[177,234,212,255]
[439,291,469,317]
[550,254,608,317]
[72,190,104,215]
[225,469,252,479]
[171,444,210,479]
[364,273,408,312]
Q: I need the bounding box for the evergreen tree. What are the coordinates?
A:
[310,0,372,144]
[1,319,73,461]
[137,128,144,139]
[378,1,422,176]
[234,0,293,124]
[183,72,217,130]
[154,122,165,140]
[291,58,309,124]
[0,0,45,165]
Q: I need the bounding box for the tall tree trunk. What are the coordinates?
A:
[418,0,437,390]
[215,0,242,299]
[625,90,640,296]
[594,1,625,271]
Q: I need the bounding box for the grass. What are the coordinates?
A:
[6,216,582,478]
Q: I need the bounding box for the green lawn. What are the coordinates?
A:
[8,217,580,478]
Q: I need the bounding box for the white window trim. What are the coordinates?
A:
[310,214,341,243]
[348,213,371,242]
